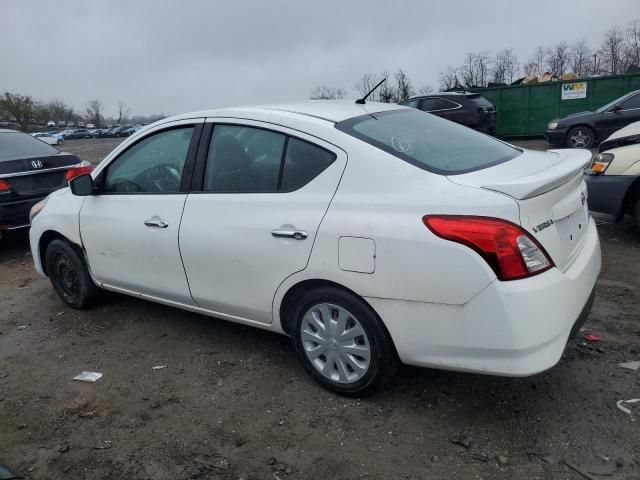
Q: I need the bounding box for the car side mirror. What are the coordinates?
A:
[611,104,622,113]
[69,174,95,196]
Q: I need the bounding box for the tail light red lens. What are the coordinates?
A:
[65,162,94,182]
[0,179,11,193]
[423,215,553,281]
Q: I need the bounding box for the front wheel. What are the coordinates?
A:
[45,239,99,309]
[566,126,595,148]
[291,287,398,396]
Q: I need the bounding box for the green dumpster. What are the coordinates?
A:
[471,72,640,137]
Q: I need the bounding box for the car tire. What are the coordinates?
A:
[45,239,99,309]
[291,286,398,397]
[566,126,595,149]
[633,196,640,234]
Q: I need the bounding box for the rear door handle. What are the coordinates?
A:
[144,218,169,228]
[271,229,308,240]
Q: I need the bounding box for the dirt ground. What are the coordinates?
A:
[1,138,639,480]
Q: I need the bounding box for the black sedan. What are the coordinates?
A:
[0,129,92,233]
[546,89,640,148]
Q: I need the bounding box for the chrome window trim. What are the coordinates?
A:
[0,164,78,179]
[422,97,463,113]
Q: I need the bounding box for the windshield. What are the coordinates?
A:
[0,131,60,161]
[335,109,519,174]
[596,91,638,112]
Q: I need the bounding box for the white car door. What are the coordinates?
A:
[179,120,347,324]
[80,120,203,304]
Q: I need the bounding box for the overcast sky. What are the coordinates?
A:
[2,0,639,117]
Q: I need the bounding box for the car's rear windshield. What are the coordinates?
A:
[335,109,519,175]
[0,131,60,161]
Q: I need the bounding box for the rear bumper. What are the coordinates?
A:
[0,197,44,230]
[366,217,601,376]
[585,173,637,216]
[545,129,568,145]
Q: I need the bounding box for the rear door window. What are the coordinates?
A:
[281,138,336,191]
[336,109,520,175]
[203,125,336,193]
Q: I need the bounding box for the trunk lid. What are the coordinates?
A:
[0,153,80,202]
[448,148,592,272]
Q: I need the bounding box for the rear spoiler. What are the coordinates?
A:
[481,149,591,200]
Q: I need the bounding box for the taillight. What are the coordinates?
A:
[65,161,94,182]
[423,215,553,281]
[0,179,11,193]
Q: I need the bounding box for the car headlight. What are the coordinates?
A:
[29,197,49,223]
[590,152,614,175]
[547,122,558,130]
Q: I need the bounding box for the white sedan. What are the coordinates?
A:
[31,132,62,146]
[29,101,601,395]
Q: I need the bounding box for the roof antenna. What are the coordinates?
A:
[355,78,386,104]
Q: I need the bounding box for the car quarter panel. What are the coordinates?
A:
[272,136,521,328]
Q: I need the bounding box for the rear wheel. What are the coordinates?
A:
[291,287,398,396]
[633,197,640,233]
[45,239,99,309]
[566,126,595,148]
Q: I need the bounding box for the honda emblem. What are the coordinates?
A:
[31,160,43,169]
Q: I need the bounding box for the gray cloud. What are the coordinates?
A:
[1,0,638,117]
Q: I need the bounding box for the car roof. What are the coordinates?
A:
[165,100,407,125]
[0,128,20,134]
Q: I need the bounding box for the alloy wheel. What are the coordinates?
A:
[569,129,591,148]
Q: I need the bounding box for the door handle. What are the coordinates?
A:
[271,229,308,240]
[144,218,169,228]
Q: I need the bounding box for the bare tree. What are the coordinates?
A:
[117,101,131,124]
[439,66,459,91]
[625,20,640,68]
[310,85,347,100]
[46,99,75,123]
[569,40,592,77]
[418,85,434,95]
[393,69,414,103]
[600,26,626,74]
[475,51,492,87]
[0,92,40,130]
[459,52,478,87]
[355,72,386,102]
[546,41,570,76]
[492,49,518,84]
[86,100,103,128]
[524,46,547,76]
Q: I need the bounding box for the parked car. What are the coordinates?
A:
[30,132,63,146]
[86,123,95,129]
[29,101,600,395]
[67,122,76,128]
[57,121,66,128]
[400,92,496,134]
[122,126,143,136]
[65,129,93,140]
[546,89,640,148]
[77,122,85,128]
[46,120,56,128]
[0,128,92,233]
[585,120,640,229]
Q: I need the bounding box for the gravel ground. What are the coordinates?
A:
[1,138,639,479]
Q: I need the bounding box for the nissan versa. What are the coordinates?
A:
[29,101,601,395]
